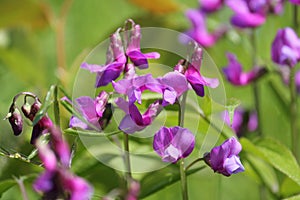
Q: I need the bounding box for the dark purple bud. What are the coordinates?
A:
[21,103,31,118]
[8,107,23,136]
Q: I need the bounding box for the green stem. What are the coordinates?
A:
[178,92,188,200]
[185,157,204,171]
[14,177,29,200]
[53,85,61,127]
[251,29,262,136]
[293,5,298,31]
[123,133,132,187]
[290,67,298,159]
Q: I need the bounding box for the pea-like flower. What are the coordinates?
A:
[33,127,93,200]
[69,91,112,131]
[115,98,163,134]
[153,126,195,163]
[223,53,266,86]
[226,0,266,28]
[199,0,224,13]
[204,137,245,176]
[175,45,219,96]
[81,20,160,87]
[271,27,300,68]
[183,9,227,47]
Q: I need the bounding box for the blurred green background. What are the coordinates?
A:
[0,0,298,199]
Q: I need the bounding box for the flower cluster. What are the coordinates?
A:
[33,127,93,200]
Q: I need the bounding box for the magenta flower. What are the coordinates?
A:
[125,19,160,69]
[33,127,93,200]
[81,20,160,87]
[69,91,112,131]
[176,45,219,96]
[115,98,162,134]
[81,29,126,87]
[153,126,195,163]
[290,0,300,5]
[226,0,266,28]
[223,53,266,86]
[183,9,227,47]
[200,0,224,13]
[223,108,258,137]
[204,137,245,176]
[271,27,300,68]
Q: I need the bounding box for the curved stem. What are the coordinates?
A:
[12,92,38,104]
[186,157,204,171]
[178,92,188,200]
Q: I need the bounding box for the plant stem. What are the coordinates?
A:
[53,85,61,127]
[199,112,228,139]
[186,157,204,171]
[14,177,29,200]
[290,67,298,158]
[251,29,262,136]
[178,92,188,200]
[294,5,298,32]
[123,133,132,187]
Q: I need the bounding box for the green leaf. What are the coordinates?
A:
[246,154,279,194]
[198,95,225,116]
[241,138,300,186]
[139,166,205,199]
[32,85,56,125]
[0,179,16,197]
[225,97,241,126]
[64,128,121,137]
[281,177,300,198]
[283,194,300,200]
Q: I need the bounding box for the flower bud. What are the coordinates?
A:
[8,107,23,136]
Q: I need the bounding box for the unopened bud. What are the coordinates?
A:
[21,103,31,118]
[8,107,23,136]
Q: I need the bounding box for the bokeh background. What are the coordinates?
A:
[0,0,297,199]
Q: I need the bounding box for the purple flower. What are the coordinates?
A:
[267,0,284,14]
[69,91,112,131]
[200,0,224,13]
[153,126,195,163]
[223,53,266,86]
[81,29,126,87]
[33,127,93,200]
[157,71,189,105]
[204,137,245,176]
[81,20,160,87]
[290,0,300,5]
[226,0,266,28]
[271,27,300,67]
[126,180,140,200]
[183,9,227,47]
[179,45,219,96]
[115,98,162,134]
[125,19,160,69]
[223,108,258,137]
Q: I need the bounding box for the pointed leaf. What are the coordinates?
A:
[241,138,300,186]
[0,179,16,197]
[281,177,300,198]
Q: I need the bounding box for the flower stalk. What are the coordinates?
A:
[178,92,188,200]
